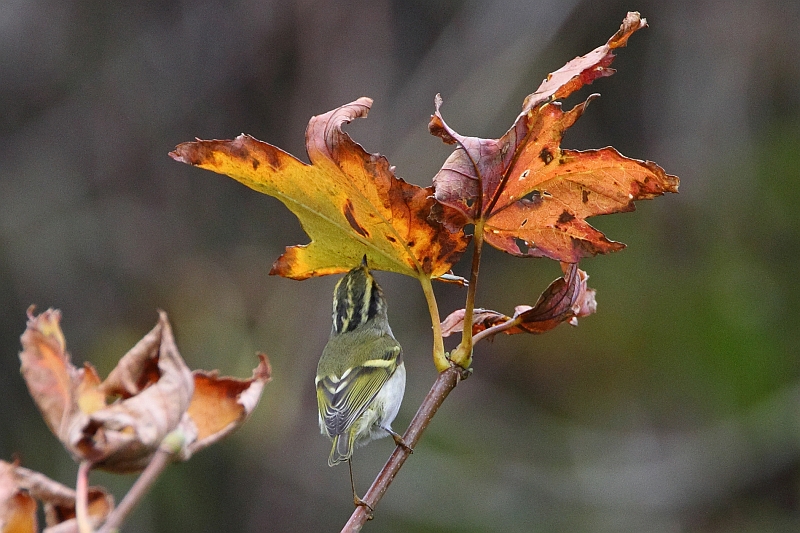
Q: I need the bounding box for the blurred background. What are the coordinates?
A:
[2,0,799,531]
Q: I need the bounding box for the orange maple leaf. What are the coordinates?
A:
[170,98,468,280]
[429,12,679,263]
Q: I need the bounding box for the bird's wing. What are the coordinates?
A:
[316,339,401,437]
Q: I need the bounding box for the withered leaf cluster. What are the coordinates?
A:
[18,308,271,473]
[1,459,113,533]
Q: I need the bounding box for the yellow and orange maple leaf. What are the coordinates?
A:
[170,98,468,280]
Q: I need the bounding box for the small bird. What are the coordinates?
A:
[316,256,407,506]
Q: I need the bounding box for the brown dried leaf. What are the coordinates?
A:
[18,308,76,440]
[69,312,194,472]
[522,11,648,111]
[13,465,113,530]
[179,354,272,460]
[0,461,37,533]
[19,309,271,474]
[440,308,510,337]
[441,264,596,339]
[98,322,163,398]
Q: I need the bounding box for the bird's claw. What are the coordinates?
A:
[354,496,374,519]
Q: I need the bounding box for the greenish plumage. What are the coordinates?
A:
[316,258,405,467]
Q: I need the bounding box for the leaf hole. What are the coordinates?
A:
[520,190,542,205]
[515,238,530,254]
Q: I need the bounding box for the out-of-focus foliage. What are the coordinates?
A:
[1,460,114,532]
[18,308,269,472]
[2,1,799,532]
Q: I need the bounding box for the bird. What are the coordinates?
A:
[315,256,408,507]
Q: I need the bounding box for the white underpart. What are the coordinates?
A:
[353,362,406,447]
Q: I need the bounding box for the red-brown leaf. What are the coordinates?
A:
[441,263,596,338]
[430,12,678,262]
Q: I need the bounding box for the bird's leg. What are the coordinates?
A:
[348,458,373,518]
[382,426,413,453]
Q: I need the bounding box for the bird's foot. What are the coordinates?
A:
[354,495,374,519]
[385,427,413,453]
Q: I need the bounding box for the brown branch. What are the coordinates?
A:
[76,461,93,533]
[341,365,466,532]
[96,430,184,533]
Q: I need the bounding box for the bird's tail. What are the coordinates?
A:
[328,433,355,466]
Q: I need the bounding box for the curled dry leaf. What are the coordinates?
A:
[0,460,114,533]
[170,98,468,280]
[12,463,113,531]
[18,309,271,474]
[430,12,679,263]
[441,263,596,339]
[0,460,37,533]
[179,354,272,460]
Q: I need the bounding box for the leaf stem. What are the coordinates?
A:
[452,219,485,368]
[472,315,523,345]
[340,365,465,532]
[419,276,448,372]
[76,460,93,533]
[96,430,184,533]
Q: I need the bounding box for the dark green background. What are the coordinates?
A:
[2,0,799,531]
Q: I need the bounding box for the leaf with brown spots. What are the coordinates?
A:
[430,12,679,262]
[440,263,596,339]
[170,98,468,280]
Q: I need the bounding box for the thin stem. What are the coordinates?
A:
[341,366,465,533]
[472,315,523,345]
[76,460,93,533]
[97,430,184,533]
[452,219,485,368]
[419,275,448,372]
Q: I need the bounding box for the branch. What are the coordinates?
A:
[341,365,466,532]
[96,430,185,533]
[76,461,93,533]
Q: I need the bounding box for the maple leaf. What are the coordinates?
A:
[430,12,679,263]
[18,308,270,473]
[170,98,468,280]
[441,263,596,339]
